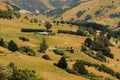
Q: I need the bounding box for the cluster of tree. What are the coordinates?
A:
[53,49,65,56]
[110,12,120,18]
[19,46,36,56]
[81,46,106,62]
[66,60,109,79]
[0,62,43,80]
[58,28,86,36]
[66,47,74,53]
[0,39,18,52]
[53,20,61,26]
[21,28,52,33]
[62,20,109,32]
[74,22,109,32]
[30,18,39,23]
[54,57,112,79]
[76,10,85,18]
[39,38,48,53]
[84,34,114,58]
[0,38,36,56]
[0,8,21,19]
[74,60,120,79]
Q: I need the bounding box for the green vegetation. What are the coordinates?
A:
[56,57,68,69]
[39,38,48,53]
[53,49,65,56]
[18,36,29,42]
[0,38,5,47]
[42,54,51,60]
[1,1,120,80]
[19,46,36,56]
[45,21,52,30]
[73,60,88,75]
[95,9,102,17]
[0,8,21,19]
[76,11,85,18]
[8,40,18,52]
[21,28,52,33]
[85,15,92,21]
[0,62,43,80]
[83,34,114,59]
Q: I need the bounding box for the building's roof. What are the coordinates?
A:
[38,32,49,35]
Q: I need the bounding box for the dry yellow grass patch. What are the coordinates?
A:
[0,54,88,80]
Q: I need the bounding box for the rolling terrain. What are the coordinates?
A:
[0,1,120,80]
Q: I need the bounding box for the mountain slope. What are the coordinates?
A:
[62,0,120,26]
[2,0,89,14]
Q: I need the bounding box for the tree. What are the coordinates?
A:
[39,38,48,53]
[8,40,18,52]
[73,60,88,75]
[84,38,92,47]
[85,15,92,21]
[57,57,68,69]
[0,38,5,47]
[45,21,52,29]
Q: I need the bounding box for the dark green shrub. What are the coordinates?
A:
[53,49,64,56]
[76,11,85,18]
[19,46,35,56]
[57,30,76,35]
[18,36,29,42]
[66,68,78,75]
[76,28,86,36]
[96,51,106,62]
[42,54,51,60]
